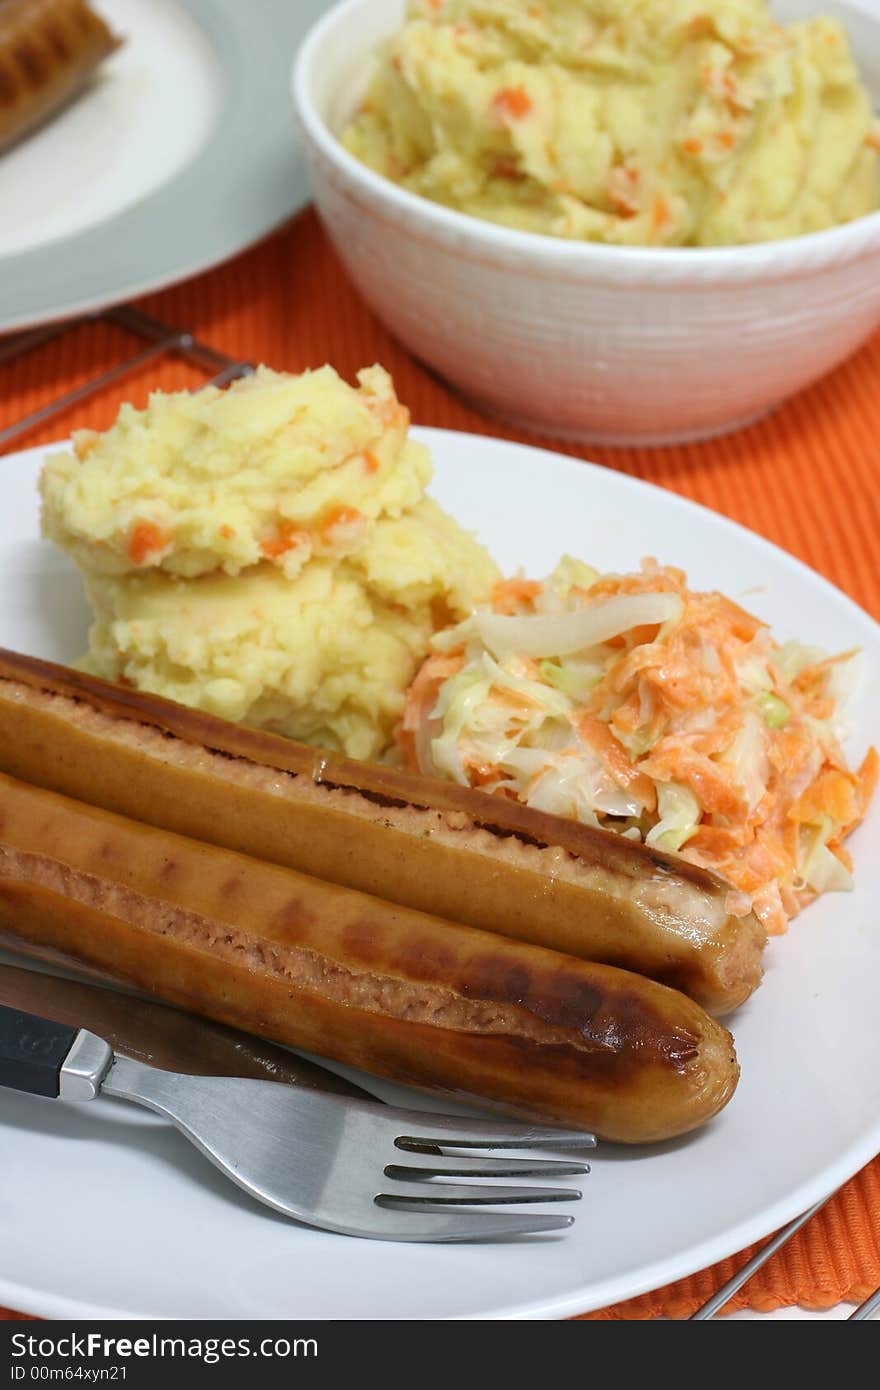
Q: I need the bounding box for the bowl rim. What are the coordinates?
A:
[292,0,880,282]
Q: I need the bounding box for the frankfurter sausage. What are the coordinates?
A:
[0,770,738,1142]
[0,649,765,1014]
[0,0,120,154]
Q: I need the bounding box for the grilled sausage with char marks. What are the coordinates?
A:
[0,649,765,1014]
[0,770,739,1143]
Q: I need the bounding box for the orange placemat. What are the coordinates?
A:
[1,208,878,1320]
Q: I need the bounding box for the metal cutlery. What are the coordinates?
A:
[686,1196,831,1320]
[0,958,373,1098]
[0,997,593,1242]
[682,1188,879,1319]
[2,964,876,1296]
[849,1285,880,1321]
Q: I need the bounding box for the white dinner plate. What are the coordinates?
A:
[0,429,878,1320]
[0,0,335,333]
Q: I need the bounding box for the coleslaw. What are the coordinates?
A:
[399,557,877,935]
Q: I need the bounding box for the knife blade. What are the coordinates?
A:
[0,959,376,1101]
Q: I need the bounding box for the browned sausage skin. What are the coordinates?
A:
[0,649,765,1014]
[0,0,121,153]
[0,771,739,1142]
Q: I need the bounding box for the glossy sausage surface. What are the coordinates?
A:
[0,649,765,1013]
[0,770,739,1142]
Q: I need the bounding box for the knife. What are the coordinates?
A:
[0,959,375,1101]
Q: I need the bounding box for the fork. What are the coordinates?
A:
[0,1005,594,1242]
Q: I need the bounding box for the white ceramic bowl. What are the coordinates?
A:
[292,0,880,446]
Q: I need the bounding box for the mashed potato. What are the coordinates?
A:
[342,0,880,247]
[41,365,430,581]
[41,367,499,760]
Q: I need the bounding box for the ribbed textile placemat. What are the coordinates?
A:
[1,208,878,1320]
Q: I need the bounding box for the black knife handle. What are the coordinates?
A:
[0,1004,78,1098]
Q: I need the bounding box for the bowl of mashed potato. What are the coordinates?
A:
[292,0,880,444]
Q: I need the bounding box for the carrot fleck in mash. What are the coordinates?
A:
[342,0,880,246]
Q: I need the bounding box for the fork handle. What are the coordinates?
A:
[0,1004,112,1100]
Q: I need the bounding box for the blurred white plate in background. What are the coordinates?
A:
[0,0,335,332]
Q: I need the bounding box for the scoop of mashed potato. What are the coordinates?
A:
[342,0,880,247]
[41,367,499,760]
[41,365,430,581]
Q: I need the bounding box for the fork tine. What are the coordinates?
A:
[377,1180,582,1204]
[386,1155,590,1178]
[395,1115,597,1151]
[360,1210,576,1241]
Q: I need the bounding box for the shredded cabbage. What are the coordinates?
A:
[550,555,599,597]
[539,659,604,700]
[755,692,790,729]
[722,712,769,814]
[771,641,826,683]
[474,592,683,659]
[800,820,854,894]
[646,782,701,853]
